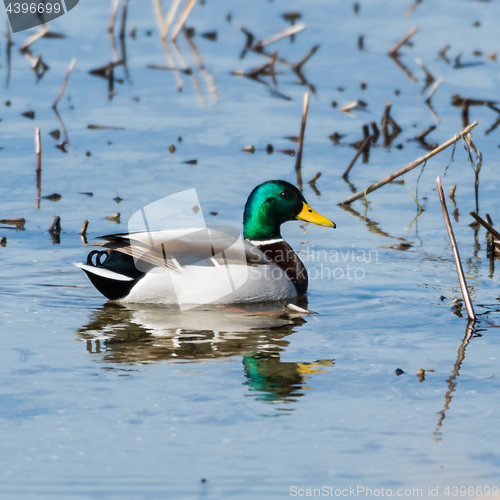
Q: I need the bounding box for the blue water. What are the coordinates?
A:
[1,0,500,498]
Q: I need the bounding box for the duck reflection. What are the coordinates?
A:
[77,302,333,406]
[244,354,333,403]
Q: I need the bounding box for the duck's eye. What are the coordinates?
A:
[279,192,289,199]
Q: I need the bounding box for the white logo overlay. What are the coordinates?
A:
[127,188,249,310]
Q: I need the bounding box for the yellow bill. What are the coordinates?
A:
[296,202,336,228]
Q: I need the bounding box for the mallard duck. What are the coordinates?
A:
[74,180,335,306]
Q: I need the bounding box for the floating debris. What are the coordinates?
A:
[398,242,412,250]
[79,192,94,197]
[105,212,121,223]
[183,159,198,165]
[43,193,62,202]
[88,124,125,130]
[148,64,193,75]
[438,44,451,63]
[0,218,25,226]
[278,149,295,156]
[284,136,299,143]
[56,141,68,153]
[201,31,217,41]
[282,12,301,23]
[340,100,368,116]
[285,303,312,315]
[329,132,343,144]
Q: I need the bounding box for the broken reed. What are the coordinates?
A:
[295,92,310,192]
[436,176,476,322]
[338,121,478,205]
[35,127,41,209]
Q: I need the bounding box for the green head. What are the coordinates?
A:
[243,180,336,241]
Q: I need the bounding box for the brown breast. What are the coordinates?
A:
[254,240,308,296]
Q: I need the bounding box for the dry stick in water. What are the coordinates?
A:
[53,59,76,109]
[436,176,476,322]
[48,215,61,233]
[295,93,310,192]
[343,135,372,179]
[162,0,183,40]
[35,127,41,210]
[388,27,418,56]
[252,23,306,50]
[425,78,442,104]
[309,172,321,184]
[171,0,198,43]
[80,220,89,236]
[469,212,500,241]
[108,0,120,33]
[80,220,89,245]
[19,25,49,52]
[338,121,478,205]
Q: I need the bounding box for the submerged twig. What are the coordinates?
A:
[338,122,478,205]
[436,176,476,322]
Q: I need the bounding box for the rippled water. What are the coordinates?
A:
[1,0,500,498]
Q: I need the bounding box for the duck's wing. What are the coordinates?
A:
[97,227,271,271]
